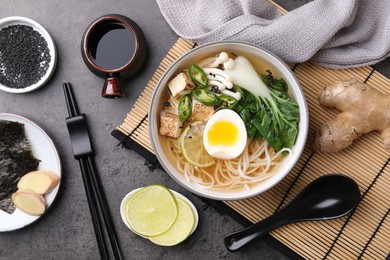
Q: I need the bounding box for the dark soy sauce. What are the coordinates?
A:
[88,21,135,70]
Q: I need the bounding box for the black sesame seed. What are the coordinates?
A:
[211,86,221,94]
[0,25,51,89]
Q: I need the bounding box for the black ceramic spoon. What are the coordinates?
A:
[224,174,361,252]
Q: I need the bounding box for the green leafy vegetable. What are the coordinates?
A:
[261,70,288,92]
[233,73,299,151]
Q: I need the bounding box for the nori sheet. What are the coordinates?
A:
[0,120,40,214]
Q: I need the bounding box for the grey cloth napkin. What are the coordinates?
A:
[156,0,390,68]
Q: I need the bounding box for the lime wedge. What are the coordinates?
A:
[179,121,215,168]
[149,197,196,246]
[125,185,178,237]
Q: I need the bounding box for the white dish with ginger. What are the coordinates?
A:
[0,113,61,231]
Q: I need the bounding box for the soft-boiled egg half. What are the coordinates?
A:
[203,109,247,160]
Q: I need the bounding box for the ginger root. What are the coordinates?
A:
[12,190,46,216]
[12,170,60,216]
[17,170,60,195]
[313,78,390,152]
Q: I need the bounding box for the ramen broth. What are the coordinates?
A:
[160,51,294,191]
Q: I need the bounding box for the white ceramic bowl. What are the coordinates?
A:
[0,16,57,93]
[149,41,309,200]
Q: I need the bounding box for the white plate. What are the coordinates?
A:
[0,113,61,232]
[0,16,57,93]
[120,187,199,237]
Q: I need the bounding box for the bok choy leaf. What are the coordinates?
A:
[227,57,299,151]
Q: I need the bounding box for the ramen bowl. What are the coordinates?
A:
[149,41,308,200]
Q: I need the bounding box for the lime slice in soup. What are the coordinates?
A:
[179,121,215,168]
[125,185,178,237]
[149,197,196,246]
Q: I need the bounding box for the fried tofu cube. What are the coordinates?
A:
[168,72,195,97]
[159,111,183,138]
[190,99,215,122]
[163,96,180,115]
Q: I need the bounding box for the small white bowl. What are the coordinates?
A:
[149,41,309,200]
[120,188,199,236]
[0,16,57,93]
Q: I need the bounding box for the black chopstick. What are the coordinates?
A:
[63,82,123,260]
[63,82,78,117]
[79,158,109,260]
[86,157,122,260]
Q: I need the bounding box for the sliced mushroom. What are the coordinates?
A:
[222,89,242,101]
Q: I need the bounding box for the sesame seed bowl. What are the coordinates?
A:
[0,16,57,94]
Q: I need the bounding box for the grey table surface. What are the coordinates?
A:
[1,1,390,260]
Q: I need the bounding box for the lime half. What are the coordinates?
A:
[179,121,215,168]
[149,197,196,246]
[125,185,178,237]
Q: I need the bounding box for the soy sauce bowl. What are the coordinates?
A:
[0,16,57,94]
[81,14,147,98]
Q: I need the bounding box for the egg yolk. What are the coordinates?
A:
[207,121,239,145]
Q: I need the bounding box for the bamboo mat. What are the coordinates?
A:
[112,37,390,259]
